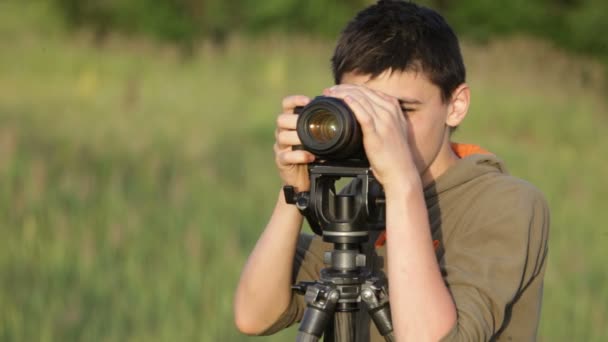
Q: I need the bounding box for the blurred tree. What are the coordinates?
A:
[49,0,608,66]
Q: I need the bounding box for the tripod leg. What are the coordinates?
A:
[332,311,358,342]
[296,284,340,342]
[361,279,394,341]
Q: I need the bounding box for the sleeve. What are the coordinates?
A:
[258,233,331,335]
[439,180,550,341]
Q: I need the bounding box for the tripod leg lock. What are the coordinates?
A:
[304,285,340,311]
[361,279,394,338]
[298,283,340,339]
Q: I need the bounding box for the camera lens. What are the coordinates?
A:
[296,96,364,161]
[308,109,339,143]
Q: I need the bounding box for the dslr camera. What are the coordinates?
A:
[285,96,385,242]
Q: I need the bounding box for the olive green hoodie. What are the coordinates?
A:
[261,149,550,341]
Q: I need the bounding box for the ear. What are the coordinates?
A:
[446,83,470,128]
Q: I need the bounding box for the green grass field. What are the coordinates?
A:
[1,2,607,341]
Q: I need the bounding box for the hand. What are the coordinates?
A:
[323,85,419,189]
[273,95,316,191]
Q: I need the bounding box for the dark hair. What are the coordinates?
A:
[331,0,465,103]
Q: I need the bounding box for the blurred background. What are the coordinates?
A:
[1,0,607,341]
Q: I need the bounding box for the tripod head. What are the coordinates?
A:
[284,162,385,244]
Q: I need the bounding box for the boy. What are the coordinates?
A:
[234,1,550,340]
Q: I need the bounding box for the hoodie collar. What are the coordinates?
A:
[423,143,507,197]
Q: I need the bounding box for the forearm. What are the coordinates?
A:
[385,180,457,341]
[234,189,303,334]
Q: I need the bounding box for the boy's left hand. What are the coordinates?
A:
[323,84,419,190]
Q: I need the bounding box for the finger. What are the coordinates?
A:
[331,84,399,118]
[277,130,301,147]
[278,150,316,165]
[338,84,396,116]
[343,95,377,137]
[327,87,376,116]
[357,87,399,115]
[276,113,299,130]
[282,95,311,113]
[374,91,405,122]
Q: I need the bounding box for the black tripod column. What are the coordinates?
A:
[297,284,340,342]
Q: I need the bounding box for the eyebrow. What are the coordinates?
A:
[397,98,423,106]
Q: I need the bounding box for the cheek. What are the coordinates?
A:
[405,117,429,171]
[407,114,446,170]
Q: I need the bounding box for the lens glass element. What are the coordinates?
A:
[308,110,339,144]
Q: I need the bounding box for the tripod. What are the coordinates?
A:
[284,163,394,342]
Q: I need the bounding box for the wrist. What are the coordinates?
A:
[382,174,422,199]
[277,187,304,213]
[280,178,310,193]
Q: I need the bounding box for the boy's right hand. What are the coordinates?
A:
[274,95,316,192]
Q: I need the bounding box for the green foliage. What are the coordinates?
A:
[54,0,202,43]
[427,0,608,65]
[50,0,369,45]
[48,0,608,65]
[433,0,553,39]
[563,0,608,57]
[241,0,369,36]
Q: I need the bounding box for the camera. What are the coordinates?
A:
[286,95,385,240]
[294,96,365,162]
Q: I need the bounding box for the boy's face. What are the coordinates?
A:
[340,69,456,180]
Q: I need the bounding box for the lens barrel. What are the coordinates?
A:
[296,96,364,161]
